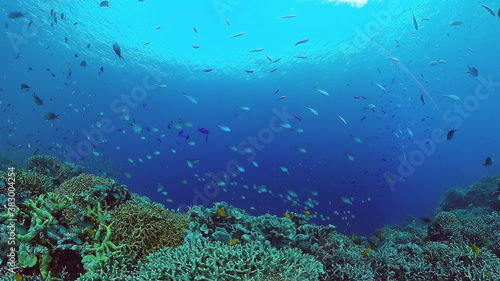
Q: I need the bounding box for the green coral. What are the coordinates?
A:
[26,154,85,184]
[55,173,130,212]
[108,202,189,259]
[17,250,37,268]
[80,240,324,280]
[0,169,53,196]
[83,222,124,270]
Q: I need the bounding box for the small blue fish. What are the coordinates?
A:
[143,103,148,110]
[294,39,309,47]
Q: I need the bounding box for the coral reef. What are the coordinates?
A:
[26,154,85,186]
[80,239,324,280]
[108,202,189,259]
[1,156,500,280]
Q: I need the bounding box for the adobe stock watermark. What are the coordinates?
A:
[385,74,500,191]
[64,67,169,163]
[212,0,244,21]
[178,106,294,211]
[6,3,60,55]
[338,0,404,63]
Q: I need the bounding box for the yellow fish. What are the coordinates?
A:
[283,213,291,218]
[471,244,479,254]
[217,208,226,217]
[303,211,310,215]
[14,274,23,281]
[361,248,371,255]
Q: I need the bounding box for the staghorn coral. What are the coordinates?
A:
[0,169,53,197]
[427,211,462,242]
[79,240,324,281]
[108,202,189,259]
[26,154,61,177]
[55,173,130,211]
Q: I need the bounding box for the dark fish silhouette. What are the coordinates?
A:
[483,157,493,167]
[8,11,27,19]
[447,127,457,140]
[467,65,478,77]
[43,112,59,120]
[113,43,123,59]
[412,13,418,30]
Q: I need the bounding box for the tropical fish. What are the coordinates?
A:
[8,12,27,19]
[182,92,197,104]
[278,165,289,174]
[420,94,425,105]
[443,95,461,101]
[113,43,123,59]
[186,158,199,168]
[446,127,456,140]
[225,17,230,26]
[340,196,353,204]
[361,248,371,255]
[198,127,210,142]
[130,119,143,134]
[154,84,167,88]
[286,187,298,197]
[293,55,308,59]
[33,93,43,105]
[155,26,161,29]
[345,153,355,162]
[193,27,198,33]
[470,244,479,254]
[448,20,462,27]
[483,157,493,167]
[350,135,362,143]
[283,213,291,218]
[372,81,386,92]
[306,106,318,116]
[407,127,414,139]
[294,146,306,153]
[313,87,330,96]
[20,83,30,91]
[293,114,302,121]
[265,54,273,62]
[249,48,264,52]
[303,211,310,215]
[217,125,231,132]
[337,115,347,125]
[480,4,495,16]
[217,208,226,217]
[230,32,245,39]
[278,14,296,19]
[80,61,88,68]
[466,65,478,77]
[294,39,309,47]
[412,13,418,30]
[43,112,59,120]
[100,1,111,7]
[244,70,254,73]
[364,104,376,112]
[388,56,400,62]
[273,88,280,95]
[277,95,286,100]
[237,106,250,111]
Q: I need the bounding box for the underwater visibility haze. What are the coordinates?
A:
[1,0,500,280]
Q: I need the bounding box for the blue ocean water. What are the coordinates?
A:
[1,0,499,237]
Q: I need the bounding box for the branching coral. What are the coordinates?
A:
[0,169,53,197]
[108,202,188,259]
